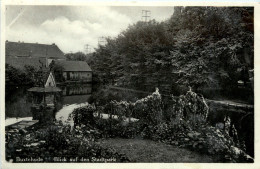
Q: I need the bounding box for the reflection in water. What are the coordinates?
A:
[59,84,92,105]
[60,85,92,96]
[5,87,32,118]
[5,84,93,118]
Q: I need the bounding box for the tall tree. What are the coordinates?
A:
[89,7,253,93]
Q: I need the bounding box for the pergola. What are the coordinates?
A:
[27,87,62,107]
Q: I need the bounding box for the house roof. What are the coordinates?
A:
[55,60,92,72]
[6,41,65,59]
[6,57,48,71]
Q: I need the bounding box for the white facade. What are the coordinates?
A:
[45,72,56,87]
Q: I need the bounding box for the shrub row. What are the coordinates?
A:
[93,89,253,162]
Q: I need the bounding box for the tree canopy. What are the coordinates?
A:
[87,7,254,93]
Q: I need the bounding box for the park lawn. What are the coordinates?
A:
[98,138,221,162]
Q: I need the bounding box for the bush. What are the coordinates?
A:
[94,117,140,139]
[68,104,96,127]
[5,122,130,162]
[107,88,163,126]
[137,89,252,162]
[97,88,252,162]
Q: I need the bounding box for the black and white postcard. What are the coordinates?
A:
[1,1,259,169]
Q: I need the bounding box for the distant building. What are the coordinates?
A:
[54,60,92,83]
[5,40,65,68]
[6,40,93,84]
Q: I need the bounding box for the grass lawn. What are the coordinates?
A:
[98,138,221,162]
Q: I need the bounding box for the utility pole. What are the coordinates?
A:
[84,44,91,54]
[142,10,151,22]
[98,36,106,46]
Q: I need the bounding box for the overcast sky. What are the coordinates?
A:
[6,6,174,53]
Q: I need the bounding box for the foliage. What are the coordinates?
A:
[6,64,33,85]
[68,104,96,127]
[107,88,163,126]
[72,89,162,138]
[176,89,209,122]
[5,64,50,86]
[92,86,145,104]
[5,89,253,163]
[141,89,252,162]
[5,122,130,162]
[49,62,65,82]
[140,121,253,162]
[88,7,253,92]
[95,118,139,139]
[93,89,253,162]
[65,52,92,62]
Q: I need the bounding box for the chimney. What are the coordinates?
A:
[52,43,55,45]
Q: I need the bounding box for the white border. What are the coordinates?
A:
[1,1,259,169]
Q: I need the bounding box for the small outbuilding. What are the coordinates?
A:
[54,60,92,83]
[27,72,62,121]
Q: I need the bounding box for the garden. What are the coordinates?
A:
[5,88,253,163]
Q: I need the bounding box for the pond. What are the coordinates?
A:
[5,84,92,119]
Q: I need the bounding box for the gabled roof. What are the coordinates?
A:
[6,57,48,71]
[55,60,92,72]
[6,41,65,59]
[45,72,56,87]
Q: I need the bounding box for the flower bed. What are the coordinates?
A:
[5,121,130,162]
